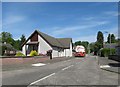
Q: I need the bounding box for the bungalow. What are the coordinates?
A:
[22,30,73,57]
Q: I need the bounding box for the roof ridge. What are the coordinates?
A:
[36,30,56,39]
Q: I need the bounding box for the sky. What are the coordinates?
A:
[2,2,119,43]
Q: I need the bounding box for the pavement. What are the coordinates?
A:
[2,55,119,86]
[98,56,120,74]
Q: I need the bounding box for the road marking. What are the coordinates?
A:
[100,65,111,68]
[62,65,74,71]
[32,63,46,67]
[29,73,55,85]
[67,60,71,61]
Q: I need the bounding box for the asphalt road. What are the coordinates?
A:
[2,55,119,86]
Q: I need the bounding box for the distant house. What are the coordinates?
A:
[116,46,120,55]
[104,43,120,55]
[104,43,117,49]
[22,30,73,57]
[0,42,16,56]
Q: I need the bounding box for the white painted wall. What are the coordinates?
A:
[22,40,30,55]
[52,49,59,57]
[52,47,64,57]
[22,45,26,55]
[64,42,72,57]
[38,35,52,55]
[59,49,64,57]
[70,42,73,56]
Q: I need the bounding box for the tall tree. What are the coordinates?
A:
[111,34,116,43]
[107,34,116,43]
[97,31,104,48]
[20,34,26,50]
[20,34,26,45]
[107,34,110,43]
[13,40,21,50]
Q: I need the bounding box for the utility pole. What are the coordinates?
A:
[109,33,111,55]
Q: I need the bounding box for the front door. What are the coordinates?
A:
[27,45,38,54]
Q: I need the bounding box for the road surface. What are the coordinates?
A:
[2,55,119,86]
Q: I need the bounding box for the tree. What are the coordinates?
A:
[107,34,116,43]
[107,34,110,43]
[13,40,21,50]
[20,34,26,50]
[74,41,81,46]
[97,31,104,48]
[0,32,14,45]
[89,42,95,53]
[20,34,26,45]
[92,31,104,55]
[111,34,116,43]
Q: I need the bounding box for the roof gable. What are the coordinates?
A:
[22,30,72,48]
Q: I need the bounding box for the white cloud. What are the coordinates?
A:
[104,11,118,16]
[73,26,118,43]
[101,27,118,41]
[73,35,96,43]
[82,17,95,21]
[3,15,26,26]
[51,20,109,36]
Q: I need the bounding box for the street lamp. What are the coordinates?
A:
[104,31,111,55]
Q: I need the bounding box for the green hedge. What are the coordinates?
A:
[30,50,38,56]
[15,52,25,56]
[100,48,116,57]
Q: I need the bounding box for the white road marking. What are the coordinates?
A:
[67,60,71,61]
[100,65,111,68]
[64,61,67,62]
[62,65,74,71]
[29,73,55,85]
[32,63,46,67]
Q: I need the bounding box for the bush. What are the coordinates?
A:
[100,48,116,57]
[30,50,38,56]
[15,52,25,56]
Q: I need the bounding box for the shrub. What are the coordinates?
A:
[15,52,25,56]
[30,50,38,56]
[100,48,116,57]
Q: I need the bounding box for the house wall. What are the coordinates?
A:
[59,49,64,57]
[38,35,52,55]
[22,40,30,55]
[52,47,65,57]
[52,47,59,57]
[64,42,72,57]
